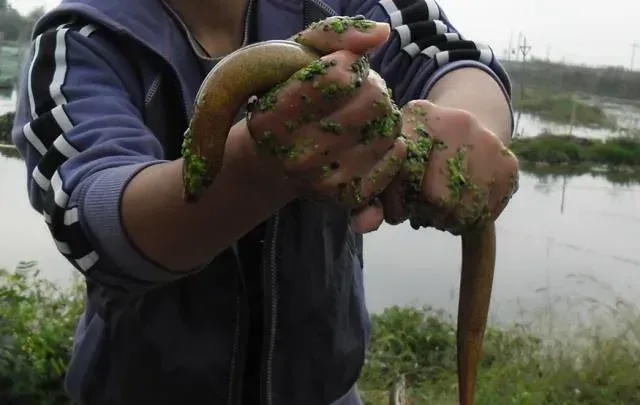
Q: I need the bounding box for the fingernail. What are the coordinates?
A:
[372,22,390,34]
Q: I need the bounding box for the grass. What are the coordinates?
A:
[358,276,640,405]
[512,88,616,128]
[1,263,638,405]
[0,111,14,144]
[510,132,640,168]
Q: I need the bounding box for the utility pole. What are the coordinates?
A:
[506,31,514,61]
[519,36,532,62]
[631,42,640,71]
[513,35,531,136]
[545,44,551,61]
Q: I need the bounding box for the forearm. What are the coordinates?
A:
[425,67,513,146]
[122,120,295,272]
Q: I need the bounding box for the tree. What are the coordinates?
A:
[0,5,45,42]
[0,7,23,41]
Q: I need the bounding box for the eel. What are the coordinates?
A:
[180,38,496,405]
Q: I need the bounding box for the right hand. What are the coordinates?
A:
[246,17,407,229]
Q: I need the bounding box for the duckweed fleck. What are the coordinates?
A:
[305,15,376,35]
[319,119,343,134]
[445,146,469,205]
[181,129,208,196]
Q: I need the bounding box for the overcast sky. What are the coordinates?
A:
[9,0,639,69]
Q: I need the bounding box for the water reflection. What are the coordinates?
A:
[515,99,640,140]
[363,166,640,327]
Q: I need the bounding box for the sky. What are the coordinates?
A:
[8,0,640,69]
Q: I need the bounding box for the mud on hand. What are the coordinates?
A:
[379,100,520,234]
[246,16,407,215]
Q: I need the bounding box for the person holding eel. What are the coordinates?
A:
[11,0,519,404]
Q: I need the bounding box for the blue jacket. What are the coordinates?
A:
[12,0,512,404]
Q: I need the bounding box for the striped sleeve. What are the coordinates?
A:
[11,20,178,294]
[344,0,514,134]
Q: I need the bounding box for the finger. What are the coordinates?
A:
[248,51,371,163]
[378,174,407,225]
[294,16,391,55]
[475,143,520,221]
[249,49,370,129]
[329,133,402,189]
[290,77,400,172]
[489,167,520,221]
[405,99,478,140]
[350,199,385,234]
[327,137,406,207]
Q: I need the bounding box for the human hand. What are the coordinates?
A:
[246,16,407,232]
[379,100,520,234]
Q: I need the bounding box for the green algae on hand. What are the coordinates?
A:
[296,15,377,39]
[318,56,370,101]
[319,119,344,134]
[336,176,365,206]
[349,56,369,86]
[325,15,376,34]
[293,56,369,101]
[181,129,209,197]
[254,83,282,112]
[360,106,402,144]
[350,176,365,204]
[402,127,436,204]
[294,59,336,81]
[444,145,496,230]
[253,130,301,160]
[445,146,469,205]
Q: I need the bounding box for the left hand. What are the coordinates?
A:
[378,99,520,234]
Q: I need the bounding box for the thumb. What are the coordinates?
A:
[293,16,391,55]
[350,199,385,234]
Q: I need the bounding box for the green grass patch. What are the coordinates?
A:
[1,263,638,405]
[0,112,14,144]
[512,88,616,128]
[0,262,83,405]
[510,133,640,167]
[359,292,640,405]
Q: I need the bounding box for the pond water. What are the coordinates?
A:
[514,99,640,140]
[2,91,639,332]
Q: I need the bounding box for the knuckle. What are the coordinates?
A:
[366,69,386,88]
[404,99,423,111]
[499,150,520,175]
[325,53,369,84]
[402,99,432,118]
[315,66,361,95]
[359,83,390,108]
[453,109,476,131]
[327,49,358,62]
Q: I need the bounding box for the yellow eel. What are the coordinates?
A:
[180,38,496,405]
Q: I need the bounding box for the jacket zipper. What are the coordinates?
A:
[261,4,335,403]
[242,0,255,47]
[303,0,337,28]
[262,2,334,405]
[260,5,335,405]
[262,212,280,405]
